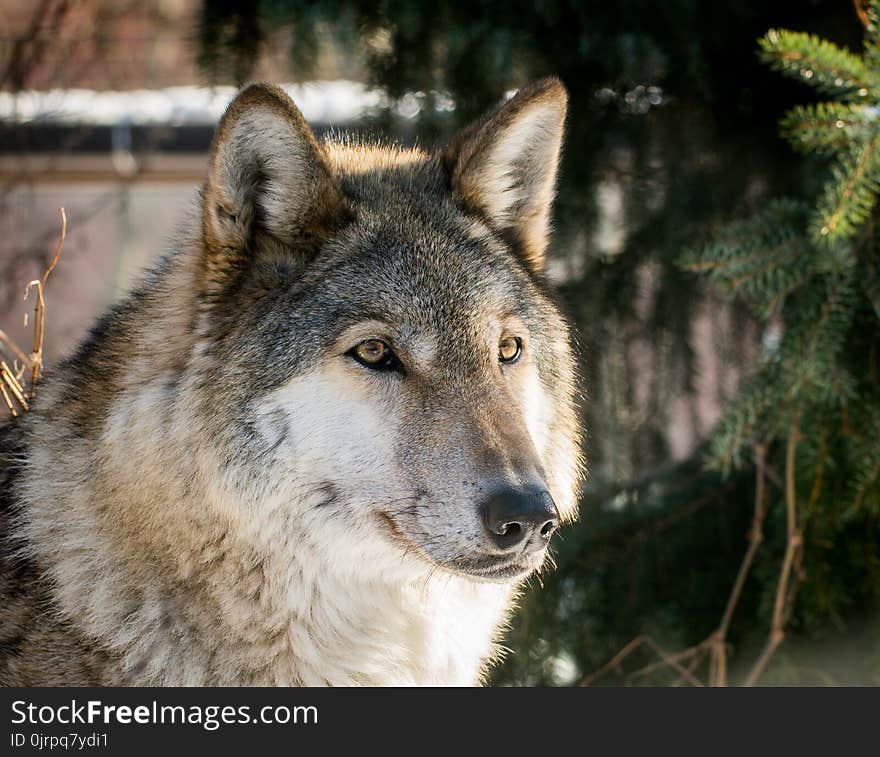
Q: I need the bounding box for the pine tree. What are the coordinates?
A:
[680,6,880,680]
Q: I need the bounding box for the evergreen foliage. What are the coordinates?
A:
[197,0,879,684]
[681,9,880,653]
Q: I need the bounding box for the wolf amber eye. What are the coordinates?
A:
[498,336,522,364]
[353,339,390,365]
[349,339,401,372]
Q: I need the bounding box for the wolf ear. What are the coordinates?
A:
[443,78,567,275]
[201,83,347,294]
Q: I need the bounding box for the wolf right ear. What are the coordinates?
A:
[443,78,567,276]
[201,83,347,295]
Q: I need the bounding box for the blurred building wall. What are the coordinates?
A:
[1,181,198,367]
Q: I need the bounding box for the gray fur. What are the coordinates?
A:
[0,80,582,686]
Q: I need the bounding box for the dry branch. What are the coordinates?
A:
[0,329,30,367]
[708,444,769,686]
[744,418,803,686]
[23,207,66,400]
[1,361,29,410]
[584,432,810,688]
[1,207,67,417]
[0,380,16,417]
[579,634,649,686]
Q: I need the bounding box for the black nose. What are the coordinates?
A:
[481,487,560,553]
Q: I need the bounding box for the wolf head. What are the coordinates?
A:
[196,80,582,584]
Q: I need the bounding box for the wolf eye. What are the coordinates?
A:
[349,339,402,372]
[498,336,522,364]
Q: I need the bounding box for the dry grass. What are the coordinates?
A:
[0,207,66,417]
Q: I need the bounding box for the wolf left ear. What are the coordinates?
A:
[201,83,347,295]
[443,78,568,275]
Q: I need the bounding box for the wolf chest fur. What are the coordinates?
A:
[0,78,582,686]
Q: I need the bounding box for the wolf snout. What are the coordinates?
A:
[480,487,560,553]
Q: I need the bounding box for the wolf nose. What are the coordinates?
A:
[481,487,559,553]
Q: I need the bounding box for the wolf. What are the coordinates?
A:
[0,78,582,686]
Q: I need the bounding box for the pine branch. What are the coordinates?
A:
[708,370,785,472]
[760,30,872,100]
[681,200,813,315]
[811,134,880,242]
[781,102,874,155]
[779,272,858,402]
[844,399,880,516]
[681,200,805,272]
[674,10,880,688]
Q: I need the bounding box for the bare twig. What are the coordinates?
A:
[580,633,708,687]
[709,444,769,686]
[0,329,30,367]
[671,648,709,687]
[0,380,16,417]
[23,207,66,399]
[40,207,67,289]
[640,637,705,687]
[1,207,67,418]
[627,642,706,681]
[580,635,649,686]
[1,361,29,411]
[583,434,814,689]
[744,417,802,686]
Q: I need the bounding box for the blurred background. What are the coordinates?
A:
[1,0,878,685]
